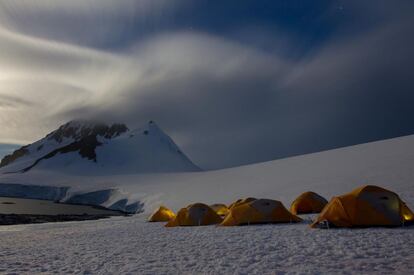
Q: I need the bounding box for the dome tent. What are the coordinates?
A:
[221,198,302,226]
[165,203,223,227]
[209,203,230,217]
[148,206,176,222]
[311,185,414,228]
[290,191,328,215]
[228,197,257,210]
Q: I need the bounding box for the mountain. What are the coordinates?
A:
[1,133,413,214]
[0,120,201,175]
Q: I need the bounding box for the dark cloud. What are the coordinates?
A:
[94,4,414,169]
[0,1,413,169]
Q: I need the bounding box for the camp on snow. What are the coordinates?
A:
[311,185,414,228]
[150,185,414,229]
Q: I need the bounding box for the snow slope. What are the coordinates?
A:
[1,134,414,214]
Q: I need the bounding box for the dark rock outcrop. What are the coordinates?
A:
[0,120,129,169]
[0,146,29,168]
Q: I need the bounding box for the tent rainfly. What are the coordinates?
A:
[311,185,414,228]
[221,198,302,226]
[148,206,176,222]
[210,203,230,217]
[166,203,223,227]
[290,191,328,215]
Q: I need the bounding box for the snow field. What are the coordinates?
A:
[0,215,413,274]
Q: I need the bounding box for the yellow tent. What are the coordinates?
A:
[148,206,176,222]
[402,202,414,222]
[311,185,414,228]
[221,199,302,226]
[165,203,223,227]
[290,191,328,215]
[228,197,257,210]
[210,203,230,216]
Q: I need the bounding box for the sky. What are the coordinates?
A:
[0,0,413,169]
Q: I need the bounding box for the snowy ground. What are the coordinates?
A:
[1,135,414,274]
[1,215,414,274]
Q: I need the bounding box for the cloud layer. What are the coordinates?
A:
[0,1,413,169]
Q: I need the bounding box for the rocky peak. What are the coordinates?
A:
[0,145,29,168]
[46,120,129,143]
[0,120,129,168]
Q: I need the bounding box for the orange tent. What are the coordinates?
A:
[210,203,230,217]
[148,206,176,222]
[290,191,328,214]
[401,202,414,222]
[221,199,302,226]
[165,203,223,227]
[311,185,414,228]
[228,197,257,210]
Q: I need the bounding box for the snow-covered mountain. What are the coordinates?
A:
[1,133,413,214]
[0,120,201,175]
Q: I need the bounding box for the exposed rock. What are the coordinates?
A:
[0,146,29,168]
[0,120,129,169]
[46,120,128,142]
